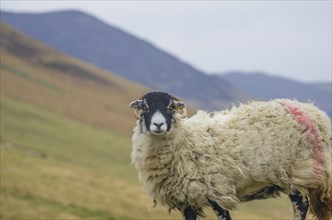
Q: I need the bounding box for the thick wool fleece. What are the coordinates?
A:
[131,99,331,216]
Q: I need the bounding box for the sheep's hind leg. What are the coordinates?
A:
[208,200,231,220]
[183,207,197,220]
[288,191,309,220]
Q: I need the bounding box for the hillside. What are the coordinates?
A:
[218,72,331,117]
[0,23,300,219]
[0,22,150,137]
[1,10,250,110]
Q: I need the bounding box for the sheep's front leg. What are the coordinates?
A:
[183,207,197,220]
[209,200,231,220]
[288,191,309,220]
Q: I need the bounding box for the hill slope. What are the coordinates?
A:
[1,10,249,110]
[218,72,331,117]
[1,22,150,137]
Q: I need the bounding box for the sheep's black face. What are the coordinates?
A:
[142,92,173,135]
[129,92,186,136]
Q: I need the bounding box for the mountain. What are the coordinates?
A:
[1,10,249,110]
[217,72,331,117]
[309,82,332,93]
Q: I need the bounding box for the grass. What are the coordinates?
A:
[0,62,61,93]
[2,186,113,219]
[0,96,134,178]
[0,96,184,219]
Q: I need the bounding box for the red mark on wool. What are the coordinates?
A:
[280,101,324,177]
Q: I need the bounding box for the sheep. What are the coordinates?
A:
[129,91,332,220]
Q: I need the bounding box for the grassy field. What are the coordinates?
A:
[0,96,184,219]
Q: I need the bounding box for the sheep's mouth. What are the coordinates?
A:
[150,129,167,135]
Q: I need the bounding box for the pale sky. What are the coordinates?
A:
[1,1,331,82]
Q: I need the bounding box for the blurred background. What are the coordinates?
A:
[0,1,331,219]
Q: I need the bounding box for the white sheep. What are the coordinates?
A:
[129,91,332,220]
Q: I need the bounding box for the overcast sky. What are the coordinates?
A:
[1,1,331,82]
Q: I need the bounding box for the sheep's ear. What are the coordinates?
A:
[173,100,187,118]
[173,101,186,110]
[129,100,143,119]
[129,100,143,110]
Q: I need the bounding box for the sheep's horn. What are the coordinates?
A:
[129,100,143,109]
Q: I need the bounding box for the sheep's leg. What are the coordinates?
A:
[209,200,231,220]
[288,191,309,220]
[183,207,197,220]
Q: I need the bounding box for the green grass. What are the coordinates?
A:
[0,61,62,93]
[0,96,184,219]
[0,96,129,219]
[1,147,122,219]
[2,186,114,219]
[0,96,135,179]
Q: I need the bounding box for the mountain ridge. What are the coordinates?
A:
[1,9,249,110]
[217,72,331,116]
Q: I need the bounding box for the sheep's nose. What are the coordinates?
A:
[153,122,164,129]
[150,110,167,135]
